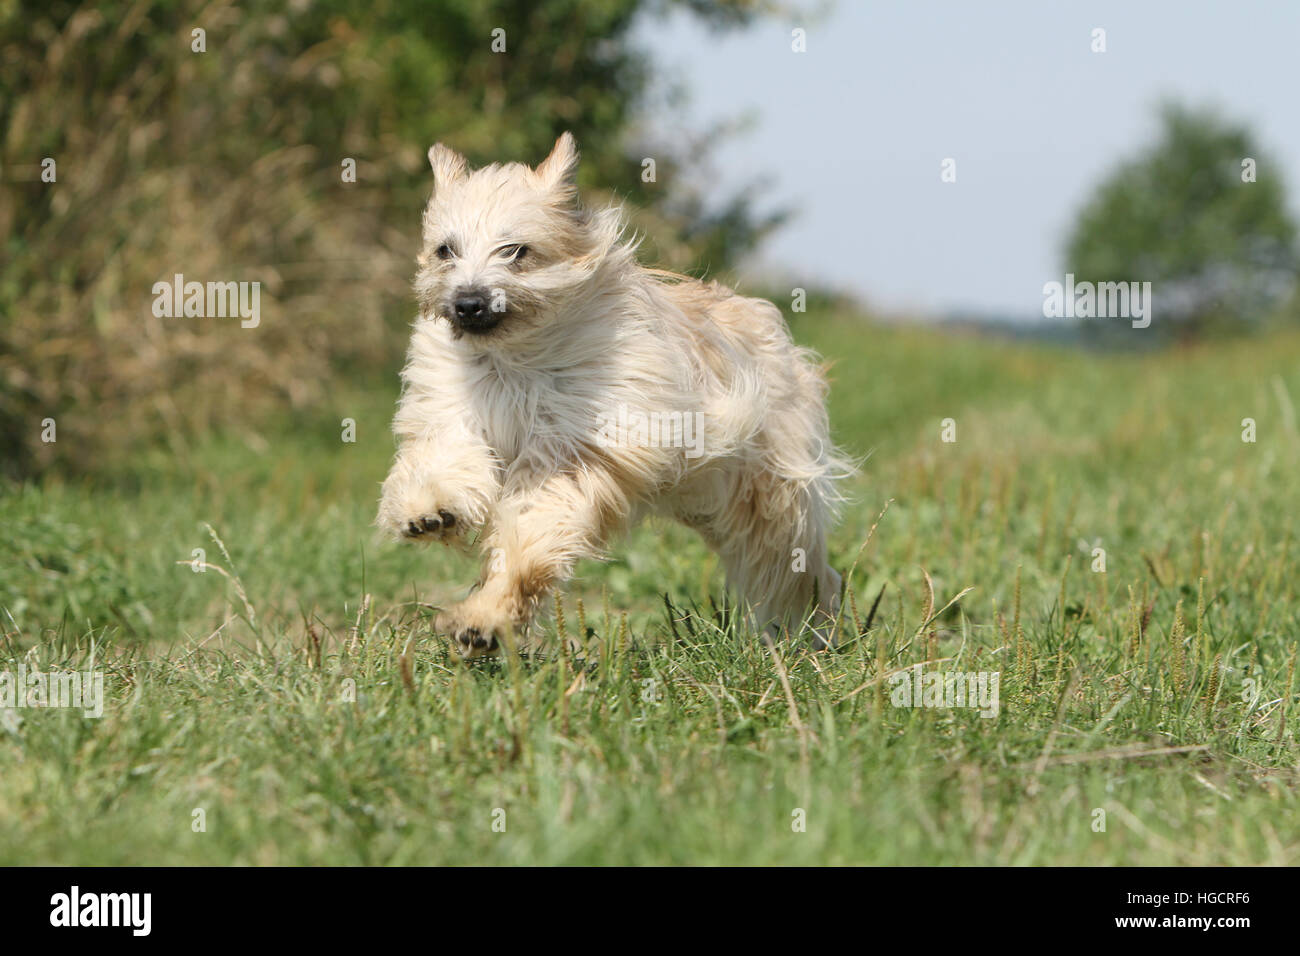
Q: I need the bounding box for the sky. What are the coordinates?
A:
[635,0,1300,320]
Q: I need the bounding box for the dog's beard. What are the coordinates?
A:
[448,307,513,340]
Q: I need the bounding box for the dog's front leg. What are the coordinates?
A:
[436,468,626,658]
[377,429,500,545]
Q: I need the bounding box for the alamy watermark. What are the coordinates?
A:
[595,404,705,459]
[0,665,104,718]
[889,664,1000,718]
[50,886,150,936]
[1042,273,1151,328]
[152,273,260,328]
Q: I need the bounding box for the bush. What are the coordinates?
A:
[0,0,773,477]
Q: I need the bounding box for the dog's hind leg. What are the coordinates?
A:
[708,469,843,649]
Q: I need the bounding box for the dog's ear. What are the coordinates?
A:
[535,131,579,198]
[427,143,467,189]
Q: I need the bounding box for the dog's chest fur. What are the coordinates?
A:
[463,349,616,472]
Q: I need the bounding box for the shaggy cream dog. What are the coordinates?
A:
[377,133,850,657]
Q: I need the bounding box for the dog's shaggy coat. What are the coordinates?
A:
[378,133,851,657]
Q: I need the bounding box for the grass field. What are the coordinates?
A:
[2,306,1299,865]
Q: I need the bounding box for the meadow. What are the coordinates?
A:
[2,306,1298,865]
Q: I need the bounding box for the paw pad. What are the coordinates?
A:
[454,626,498,654]
[402,509,458,538]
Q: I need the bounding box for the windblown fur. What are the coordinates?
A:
[377,132,852,657]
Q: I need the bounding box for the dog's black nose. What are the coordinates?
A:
[454,294,488,321]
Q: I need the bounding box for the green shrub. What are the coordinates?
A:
[0,0,773,477]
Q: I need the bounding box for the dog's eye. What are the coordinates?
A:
[500,244,528,262]
[435,244,453,260]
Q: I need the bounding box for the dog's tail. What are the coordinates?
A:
[700,369,769,460]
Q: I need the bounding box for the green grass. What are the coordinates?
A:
[2,308,1299,864]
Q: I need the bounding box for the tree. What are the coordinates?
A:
[1065,103,1298,338]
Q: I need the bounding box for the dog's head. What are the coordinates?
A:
[414,132,619,344]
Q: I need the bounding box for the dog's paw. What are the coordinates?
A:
[379,502,464,544]
[448,623,500,657]
[399,508,459,541]
[377,469,480,544]
[435,600,512,660]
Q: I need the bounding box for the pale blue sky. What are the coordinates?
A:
[636,0,1300,319]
